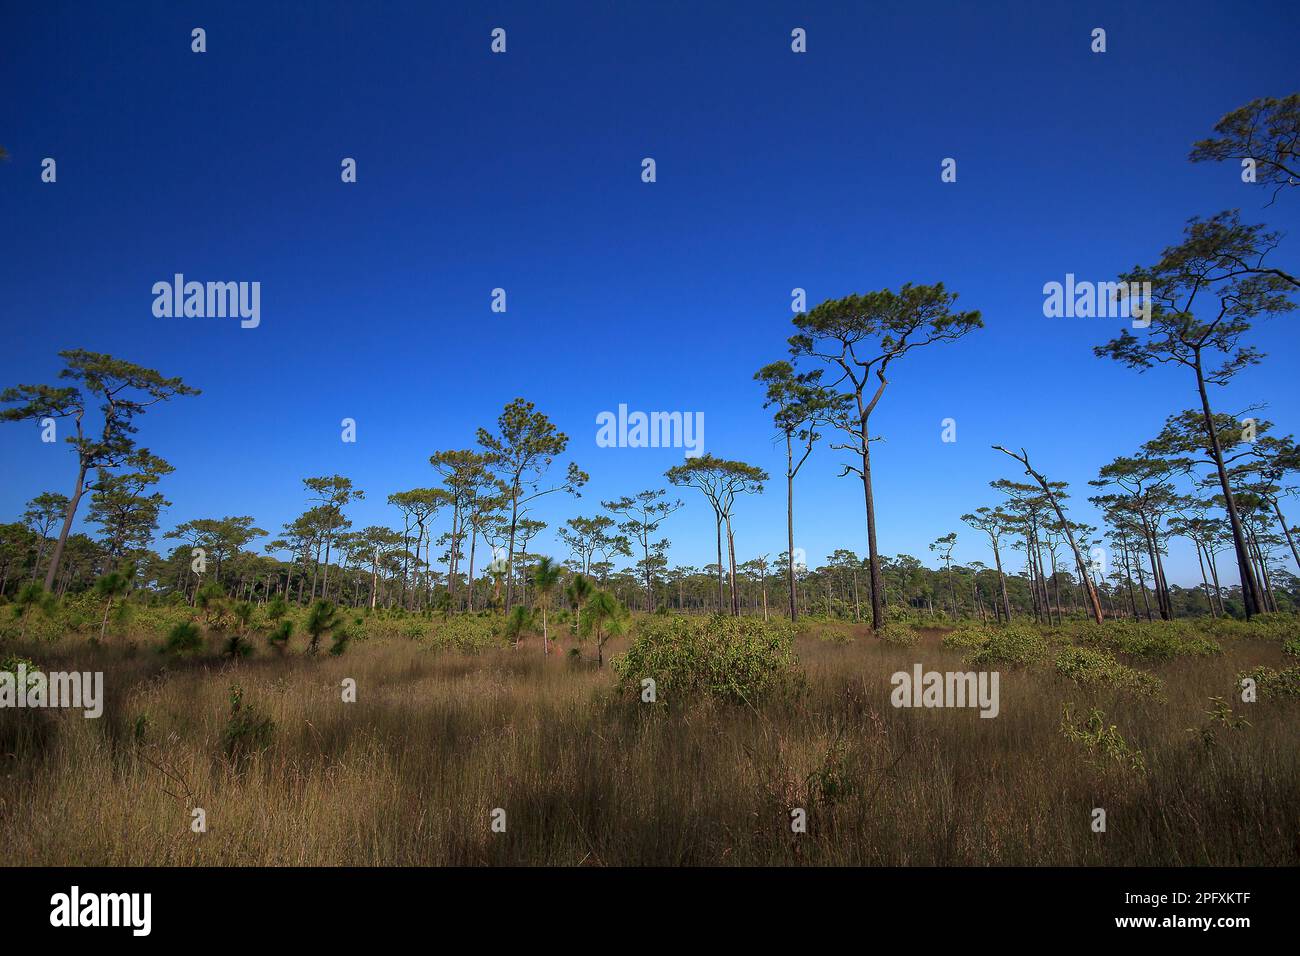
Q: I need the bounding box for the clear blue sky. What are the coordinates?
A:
[2,1,1298,586]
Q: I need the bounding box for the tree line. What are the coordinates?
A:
[2,94,1297,628]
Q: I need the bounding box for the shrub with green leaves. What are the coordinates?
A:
[798,616,857,643]
[1060,704,1146,774]
[1054,646,1165,699]
[428,615,507,653]
[966,625,1049,668]
[267,619,293,653]
[1237,665,1300,701]
[877,622,920,646]
[1068,620,1220,660]
[222,684,273,761]
[0,654,40,685]
[163,620,203,654]
[941,623,991,650]
[612,615,802,706]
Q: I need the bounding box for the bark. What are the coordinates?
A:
[1194,356,1262,616]
[44,460,88,593]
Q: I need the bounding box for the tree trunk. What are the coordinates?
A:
[860,428,884,630]
[1194,357,1262,616]
[44,460,88,592]
[786,433,797,622]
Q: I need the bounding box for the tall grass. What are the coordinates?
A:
[0,618,1296,865]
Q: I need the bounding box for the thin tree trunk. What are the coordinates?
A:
[1195,357,1262,616]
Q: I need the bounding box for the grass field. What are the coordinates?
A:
[1,616,1297,866]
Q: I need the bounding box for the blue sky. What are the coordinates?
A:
[1,1,1297,585]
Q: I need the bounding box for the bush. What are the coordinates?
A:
[222,684,273,761]
[1237,666,1300,701]
[223,634,253,658]
[163,621,203,654]
[942,623,991,650]
[877,622,920,646]
[1067,620,1220,660]
[267,620,293,653]
[612,615,802,706]
[1060,704,1146,774]
[428,615,507,653]
[1054,646,1164,699]
[966,625,1049,668]
[797,616,857,643]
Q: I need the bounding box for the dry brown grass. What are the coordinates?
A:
[1,624,1296,866]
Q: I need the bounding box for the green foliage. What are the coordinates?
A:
[305,600,338,654]
[329,625,354,657]
[1060,704,1146,775]
[1054,646,1165,699]
[0,654,40,685]
[966,625,1049,668]
[877,622,920,646]
[941,623,991,650]
[805,737,859,808]
[428,615,508,653]
[798,616,857,643]
[578,589,629,665]
[223,632,254,659]
[1237,665,1300,700]
[612,615,802,706]
[1190,696,1250,750]
[163,620,202,654]
[222,684,273,761]
[503,605,533,644]
[1065,620,1221,660]
[232,601,255,632]
[267,619,293,653]
[10,583,56,640]
[196,582,228,629]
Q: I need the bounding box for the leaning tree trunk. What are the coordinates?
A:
[1271,499,1300,573]
[1194,358,1262,617]
[997,447,1103,623]
[44,460,88,592]
[991,540,1012,622]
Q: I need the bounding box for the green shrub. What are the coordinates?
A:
[942,623,991,650]
[267,619,292,653]
[612,615,802,706]
[1054,646,1164,699]
[427,615,507,653]
[1060,704,1146,774]
[1237,666,1300,700]
[221,684,273,760]
[1068,620,1220,660]
[966,625,1049,668]
[329,626,354,657]
[798,617,857,643]
[223,633,254,658]
[877,622,920,646]
[0,654,40,686]
[163,621,203,654]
